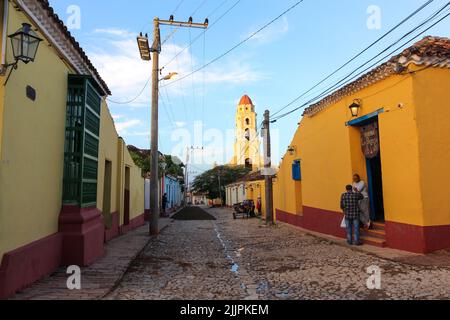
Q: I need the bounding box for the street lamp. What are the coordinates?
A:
[2,23,43,85]
[137,33,151,61]
[160,72,178,82]
[349,100,362,118]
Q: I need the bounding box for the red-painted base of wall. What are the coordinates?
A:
[277,207,450,254]
[0,233,62,299]
[120,213,145,235]
[0,210,147,299]
[386,221,450,254]
[104,212,120,242]
[58,205,105,266]
[276,207,346,240]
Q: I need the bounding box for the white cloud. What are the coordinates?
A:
[115,119,142,135]
[86,28,265,108]
[245,16,289,45]
[174,121,187,128]
[93,28,135,37]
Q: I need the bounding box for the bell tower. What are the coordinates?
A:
[231,95,261,170]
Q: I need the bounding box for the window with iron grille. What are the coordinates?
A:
[63,75,102,207]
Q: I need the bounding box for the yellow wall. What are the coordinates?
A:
[414,67,450,226]
[275,71,426,226]
[246,180,266,216]
[0,3,72,258]
[123,144,145,222]
[0,0,6,157]
[0,2,145,259]
[97,100,119,226]
[97,102,144,228]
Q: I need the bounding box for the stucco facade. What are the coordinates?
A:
[0,0,144,298]
[274,37,450,254]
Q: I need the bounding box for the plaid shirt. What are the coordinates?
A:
[340,191,364,220]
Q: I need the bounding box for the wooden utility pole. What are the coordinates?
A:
[143,17,208,236]
[149,19,161,236]
[263,110,274,225]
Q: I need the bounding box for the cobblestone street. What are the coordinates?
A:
[106,207,450,300]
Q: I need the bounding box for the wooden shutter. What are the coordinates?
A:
[63,75,101,207]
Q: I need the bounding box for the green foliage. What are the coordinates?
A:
[192,165,251,201]
[127,146,185,185]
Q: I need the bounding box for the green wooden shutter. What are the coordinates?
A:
[63,75,101,207]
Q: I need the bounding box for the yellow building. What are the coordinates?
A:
[0,0,144,298]
[230,95,262,170]
[274,36,450,254]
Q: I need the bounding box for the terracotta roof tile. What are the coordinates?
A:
[36,0,111,95]
[304,36,450,117]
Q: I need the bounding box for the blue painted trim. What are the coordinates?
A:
[346,108,384,127]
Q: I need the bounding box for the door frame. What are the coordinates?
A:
[347,108,385,222]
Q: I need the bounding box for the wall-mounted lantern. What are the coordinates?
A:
[3,23,43,85]
[349,99,362,117]
[288,146,297,156]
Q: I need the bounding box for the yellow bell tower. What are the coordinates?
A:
[231,95,261,170]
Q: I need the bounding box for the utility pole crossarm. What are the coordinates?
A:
[158,19,208,29]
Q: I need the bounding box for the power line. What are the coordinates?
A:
[161,0,243,70]
[161,0,306,89]
[172,0,185,15]
[106,76,151,105]
[111,0,242,106]
[191,0,208,17]
[271,2,450,122]
[271,0,436,118]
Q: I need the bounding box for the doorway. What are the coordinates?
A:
[360,119,385,222]
[366,155,385,222]
[349,114,386,223]
[124,166,131,226]
[103,160,112,229]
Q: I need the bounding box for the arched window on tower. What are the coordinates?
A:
[245,128,250,141]
[245,118,250,126]
[245,158,252,169]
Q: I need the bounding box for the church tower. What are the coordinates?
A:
[231,95,261,170]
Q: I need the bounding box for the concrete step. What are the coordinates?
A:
[361,228,386,240]
[361,235,387,248]
[371,222,386,231]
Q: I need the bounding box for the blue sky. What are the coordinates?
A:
[49,0,450,173]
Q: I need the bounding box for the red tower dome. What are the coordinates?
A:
[239,95,253,106]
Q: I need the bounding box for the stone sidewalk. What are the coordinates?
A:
[10,218,172,300]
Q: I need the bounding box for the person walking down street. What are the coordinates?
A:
[352,174,371,230]
[162,193,168,217]
[341,185,364,246]
[256,197,262,216]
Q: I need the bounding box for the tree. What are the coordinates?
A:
[127,146,185,186]
[191,165,251,201]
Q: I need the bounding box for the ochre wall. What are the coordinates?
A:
[274,72,425,226]
[97,102,144,228]
[246,180,266,216]
[123,145,145,222]
[413,67,450,226]
[97,100,119,224]
[0,3,73,258]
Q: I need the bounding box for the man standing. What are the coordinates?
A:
[256,197,262,216]
[162,193,168,217]
[341,185,364,246]
[352,174,371,229]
